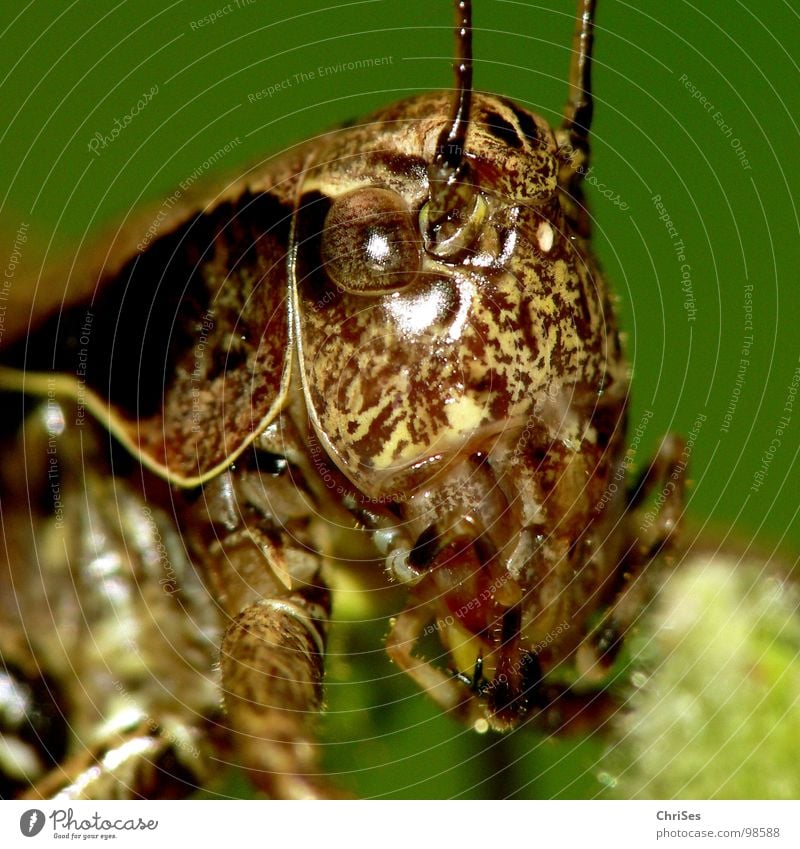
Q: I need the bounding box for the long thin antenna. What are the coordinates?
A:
[436,0,473,176]
[424,0,477,257]
[561,0,596,172]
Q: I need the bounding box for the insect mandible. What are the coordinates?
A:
[0,0,686,799]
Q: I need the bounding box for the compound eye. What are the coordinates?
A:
[321,188,422,294]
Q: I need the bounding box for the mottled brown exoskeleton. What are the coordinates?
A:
[0,0,684,799]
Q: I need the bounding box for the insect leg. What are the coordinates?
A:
[385,607,479,723]
[576,434,687,679]
[191,463,343,799]
[626,433,687,563]
[559,0,596,175]
[219,588,337,799]
[21,717,213,800]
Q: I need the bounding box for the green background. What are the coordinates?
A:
[2,0,799,798]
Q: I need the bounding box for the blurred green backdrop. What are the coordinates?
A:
[2,0,798,798]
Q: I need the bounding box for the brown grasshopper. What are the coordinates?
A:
[0,0,683,799]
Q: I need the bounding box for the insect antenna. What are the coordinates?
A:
[560,0,596,183]
[434,0,473,178]
[424,0,480,257]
